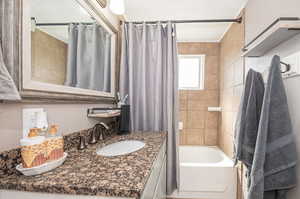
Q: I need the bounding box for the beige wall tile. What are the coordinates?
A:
[179,111,187,129]
[180,99,188,111]
[205,112,219,129]
[179,131,187,145]
[31,29,67,85]
[185,129,204,145]
[223,64,234,89]
[187,90,206,101]
[205,74,219,90]
[205,90,219,102]
[187,100,206,111]
[233,57,245,86]
[205,129,218,145]
[233,85,244,112]
[187,99,219,112]
[223,111,234,136]
[178,42,220,56]
[187,111,205,129]
[223,133,234,157]
[219,11,245,167]
[179,90,188,100]
[205,56,219,76]
[178,42,220,146]
[221,88,234,112]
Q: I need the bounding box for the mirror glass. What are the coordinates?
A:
[29,0,113,94]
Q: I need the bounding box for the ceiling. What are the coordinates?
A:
[124,0,248,42]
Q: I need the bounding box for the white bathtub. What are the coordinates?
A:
[172,146,237,199]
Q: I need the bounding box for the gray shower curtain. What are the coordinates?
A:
[65,23,111,92]
[0,0,20,100]
[119,22,179,194]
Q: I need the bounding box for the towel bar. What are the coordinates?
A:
[280,61,291,73]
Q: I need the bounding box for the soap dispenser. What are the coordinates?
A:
[46,125,64,161]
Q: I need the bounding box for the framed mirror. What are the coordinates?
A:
[96,0,107,8]
[21,0,118,101]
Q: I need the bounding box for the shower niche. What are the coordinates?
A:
[20,0,119,101]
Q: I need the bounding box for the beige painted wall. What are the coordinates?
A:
[31,29,67,85]
[0,103,113,152]
[219,12,245,199]
[177,42,220,146]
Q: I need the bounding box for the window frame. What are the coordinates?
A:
[178,54,205,90]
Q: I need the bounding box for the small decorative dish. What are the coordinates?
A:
[16,152,68,176]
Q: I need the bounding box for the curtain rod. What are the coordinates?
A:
[31,17,95,27]
[123,17,243,24]
[35,22,94,26]
[32,18,242,26]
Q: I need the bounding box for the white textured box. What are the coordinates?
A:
[16,153,68,176]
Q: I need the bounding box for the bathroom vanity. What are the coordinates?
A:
[0,132,167,199]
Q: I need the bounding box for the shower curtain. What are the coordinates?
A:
[65,23,111,92]
[119,22,179,194]
[0,0,21,100]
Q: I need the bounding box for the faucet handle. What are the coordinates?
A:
[78,135,87,150]
[99,122,110,130]
[89,128,97,144]
[98,131,104,141]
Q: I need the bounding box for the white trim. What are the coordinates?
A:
[178,54,205,90]
[22,0,116,98]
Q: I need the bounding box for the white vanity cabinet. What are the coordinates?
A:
[141,141,167,199]
[0,141,167,199]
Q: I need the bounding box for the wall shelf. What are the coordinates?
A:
[87,111,120,118]
[242,17,300,57]
[87,107,121,118]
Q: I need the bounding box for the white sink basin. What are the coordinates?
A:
[96,140,145,157]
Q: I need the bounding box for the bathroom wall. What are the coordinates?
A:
[244,0,300,198]
[0,103,113,151]
[177,42,220,146]
[0,4,119,152]
[31,29,67,85]
[218,12,245,199]
[218,13,245,157]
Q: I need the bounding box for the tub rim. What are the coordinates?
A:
[179,146,234,167]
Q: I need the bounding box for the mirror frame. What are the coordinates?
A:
[18,0,120,102]
[96,0,107,8]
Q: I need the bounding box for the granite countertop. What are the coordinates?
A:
[0,132,166,198]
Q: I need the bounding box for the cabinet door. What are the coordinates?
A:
[153,157,166,199]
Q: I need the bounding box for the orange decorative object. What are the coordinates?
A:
[28,128,39,137]
[46,125,64,162]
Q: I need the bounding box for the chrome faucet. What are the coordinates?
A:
[98,122,110,141]
[89,122,110,144]
[99,122,110,130]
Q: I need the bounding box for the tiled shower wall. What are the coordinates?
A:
[177,42,220,146]
[219,12,245,199]
[219,14,245,156]
[32,29,67,85]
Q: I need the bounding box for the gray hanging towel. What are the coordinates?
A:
[234,69,265,168]
[248,55,297,199]
[0,42,21,101]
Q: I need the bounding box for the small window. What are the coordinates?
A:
[178,55,205,90]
